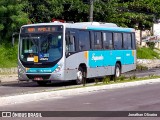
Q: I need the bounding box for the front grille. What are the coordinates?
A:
[26,74,51,80]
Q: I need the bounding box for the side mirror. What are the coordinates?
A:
[12,32,19,47]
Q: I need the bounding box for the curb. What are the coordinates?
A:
[0,78,160,106]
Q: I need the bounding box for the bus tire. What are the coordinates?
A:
[114,63,121,78]
[76,67,86,85]
[37,81,48,86]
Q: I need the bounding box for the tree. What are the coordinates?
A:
[109,0,160,29]
[61,0,89,22]
[60,0,118,22]
[0,0,29,42]
[1,0,160,44]
[24,0,63,23]
[93,0,119,22]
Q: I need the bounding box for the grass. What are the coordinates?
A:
[137,47,160,59]
[136,65,148,71]
[116,75,160,83]
[92,74,160,87]
[0,43,18,68]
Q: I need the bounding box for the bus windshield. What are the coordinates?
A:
[19,32,63,65]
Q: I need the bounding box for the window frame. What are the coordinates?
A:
[113,32,123,50]
[78,30,91,51]
[93,31,103,50]
[123,33,132,50]
[102,31,113,50]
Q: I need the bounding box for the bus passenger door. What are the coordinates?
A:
[65,30,79,70]
[65,30,78,56]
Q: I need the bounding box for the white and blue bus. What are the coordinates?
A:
[18,22,136,85]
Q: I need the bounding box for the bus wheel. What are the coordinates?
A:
[76,67,86,85]
[115,63,121,78]
[37,81,48,86]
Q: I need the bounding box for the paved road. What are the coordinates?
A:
[1,82,160,120]
[0,68,160,97]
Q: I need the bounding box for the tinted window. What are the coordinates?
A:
[94,32,102,49]
[123,33,132,49]
[66,35,75,52]
[79,31,90,51]
[20,33,63,63]
[114,33,122,49]
[103,32,113,49]
[90,31,94,49]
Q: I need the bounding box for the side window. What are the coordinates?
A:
[103,32,113,49]
[114,33,122,49]
[79,31,90,51]
[94,32,102,49]
[132,33,136,49]
[66,34,75,52]
[123,33,132,49]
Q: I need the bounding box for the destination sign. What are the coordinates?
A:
[21,25,63,33]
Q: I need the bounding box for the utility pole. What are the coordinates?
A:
[89,0,94,22]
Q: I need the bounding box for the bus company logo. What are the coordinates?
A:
[92,53,104,61]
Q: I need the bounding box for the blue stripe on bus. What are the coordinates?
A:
[88,50,134,68]
[87,27,133,32]
[26,64,58,73]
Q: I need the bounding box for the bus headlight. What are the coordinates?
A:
[54,65,62,72]
[18,66,25,74]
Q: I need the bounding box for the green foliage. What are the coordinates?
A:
[137,47,160,59]
[0,43,18,68]
[94,78,99,85]
[94,0,119,22]
[136,65,148,71]
[61,0,89,22]
[117,75,126,81]
[102,77,110,84]
[129,75,137,80]
[109,0,160,29]
[0,0,29,42]
[24,0,63,23]
[1,0,160,43]
[146,42,155,50]
[148,74,155,78]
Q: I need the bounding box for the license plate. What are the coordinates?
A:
[34,77,43,81]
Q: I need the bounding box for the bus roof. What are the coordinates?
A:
[22,21,135,32]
